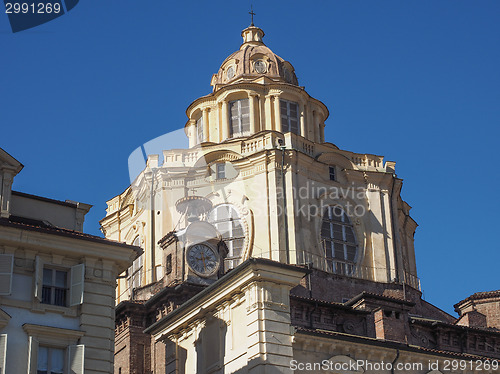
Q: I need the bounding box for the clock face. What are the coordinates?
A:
[254,60,267,74]
[186,243,219,277]
[227,66,235,79]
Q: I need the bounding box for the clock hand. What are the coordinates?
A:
[201,253,206,270]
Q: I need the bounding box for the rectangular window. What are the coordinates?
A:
[0,254,13,296]
[229,99,250,137]
[129,255,143,289]
[35,258,84,307]
[216,163,226,179]
[196,117,203,144]
[329,166,336,181]
[42,269,67,307]
[37,346,64,374]
[165,254,172,275]
[280,99,299,135]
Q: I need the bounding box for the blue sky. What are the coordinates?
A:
[2,1,499,315]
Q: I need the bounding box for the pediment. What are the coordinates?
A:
[0,148,23,175]
[0,307,12,329]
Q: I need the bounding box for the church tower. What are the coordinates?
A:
[102,23,500,374]
[101,23,419,303]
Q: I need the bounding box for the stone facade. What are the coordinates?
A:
[101,24,500,373]
[0,148,141,374]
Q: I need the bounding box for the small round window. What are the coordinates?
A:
[227,66,235,79]
[254,60,267,74]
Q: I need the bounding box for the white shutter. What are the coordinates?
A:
[68,344,84,374]
[69,264,84,307]
[27,336,38,374]
[0,334,6,374]
[34,256,43,301]
[0,255,13,295]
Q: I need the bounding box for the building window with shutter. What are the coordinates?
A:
[321,206,357,276]
[196,117,203,144]
[280,99,299,135]
[0,334,7,374]
[24,325,85,374]
[37,346,64,374]
[229,99,250,137]
[42,269,67,307]
[34,257,84,308]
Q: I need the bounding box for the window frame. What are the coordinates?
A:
[280,99,300,135]
[34,257,84,308]
[195,116,204,144]
[320,206,358,276]
[127,237,143,290]
[37,345,65,374]
[329,166,336,181]
[23,324,85,374]
[0,334,6,374]
[208,204,245,269]
[216,163,226,180]
[229,99,250,138]
[42,268,68,307]
[0,254,14,296]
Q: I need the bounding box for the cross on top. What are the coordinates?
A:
[249,6,255,26]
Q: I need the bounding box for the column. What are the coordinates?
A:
[202,108,210,142]
[315,112,321,143]
[187,119,196,148]
[311,110,317,143]
[259,94,266,131]
[299,103,306,137]
[273,95,281,132]
[264,94,273,131]
[320,123,325,143]
[249,93,258,133]
[221,101,229,140]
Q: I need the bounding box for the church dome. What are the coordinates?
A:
[211,26,299,90]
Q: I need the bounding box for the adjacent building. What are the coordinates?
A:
[101,25,499,373]
[0,148,141,374]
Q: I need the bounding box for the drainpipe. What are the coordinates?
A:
[390,349,400,374]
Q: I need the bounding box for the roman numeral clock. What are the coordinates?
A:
[159,196,228,286]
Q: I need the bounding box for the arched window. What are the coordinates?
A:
[196,116,204,144]
[280,99,299,135]
[208,204,245,269]
[321,206,357,275]
[229,99,250,137]
[128,237,143,290]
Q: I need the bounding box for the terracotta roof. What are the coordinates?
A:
[295,326,498,361]
[0,216,141,252]
[11,190,85,208]
[290,294,369,312]
[344,291,415,307]
[410,316,500,335]
[455,290,500,307]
